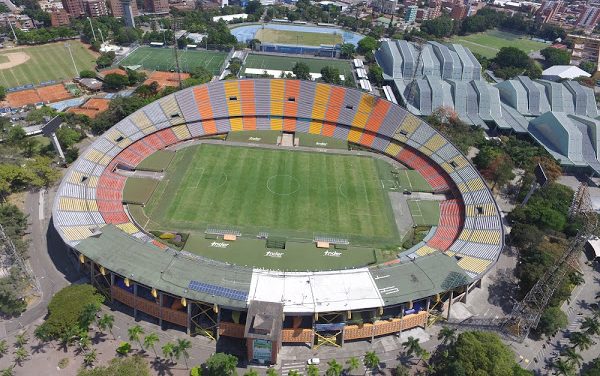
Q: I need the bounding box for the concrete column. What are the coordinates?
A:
[89,260,94,285]
[158,293,163,328]
[110,273,114,303]
[398,304,404,337]
[447,290,454,320]
[464,285,469,304]
[133,283,138,320]
[425,297,431,328]
[216,305,221,340]
[186,303,192,335]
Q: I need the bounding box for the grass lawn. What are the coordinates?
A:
[123,178,159,205]
[136,150,175,172]
[243,53,353,77]
[407,200,440,226]
[448,29,548,58]
[0,41,96,88]
[396,170,434,193]
[255,28,343,46]
[119,46,228,75]
[226,130,281,145]
[135,144,400,246]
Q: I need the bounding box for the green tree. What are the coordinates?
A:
[103,73,130,91]
[292,62,311,80]
[0,366,14,376]
[536,306,568,337]
[581,357,600,376]
[325,359,342,376]
[581,316,600,336]
[394,364,410,376]
[401,336,422,358]
[340,43,355,59]
[266,369,279,376]
[161,342,175,363]
[0,86,5,101]
[306,364,319,376]
[562,347,583,369]
[540,47,571,66]
[494,47,530,69]
[13,347,28,367]
[97,314,115,339]
[14,333,28,347]
[438,326,457,346]
[288,371,301,376]
[127,325,145,351]
[420,15,454,37]
[320,66,341,84]
[79,303,100,330]
[77,355,151,376]
[116,341,132,356]
[570,332,593,351]
[357,36,378,54]
[345,356,360,374]
[434,331,530,376]
[228,58,243,76]
[363,351,379,372]
[96,52,115,68]
[190,66,213,84]
[244,370,259,376]
[83,348,97,368]
[579,61,597,74]
[36,284,104,340]
[174,338,192,369]
[143,333,159,358]
[367,65,383,87]
[204,352,238,376]
[552,358,576,376]
[0,340,7,357]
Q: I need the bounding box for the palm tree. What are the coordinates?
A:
[562,347,583,369]
[83,349,97,368]
[13,347,28,367]
[97,314,115,339]
[552,358,575,376]
[0,367,14,376]
[569,332,593,351]
[77,333,92,355]
[79,303,100,330]
[128,325,145,351]
[363,351,380,374]
[14,333,28,348]
[570,272,585,286]
[306,364,319,376]
[581,316,600,336]
[402,336,423,358]
[161,342,175,364]
[144,333,160,358]
[325,359,343,376]
[346,356,360,374]
[437,326,457,346]
[174,338,192,369]
[0,340,7,357]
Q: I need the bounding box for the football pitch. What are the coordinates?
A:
[448,29,548,58]
[136,144,400,246]
[119,46,228,75]
[0,41,96,88]
[255,28,343,46]
[242,53,353,77]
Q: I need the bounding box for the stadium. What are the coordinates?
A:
[52,79,503,364]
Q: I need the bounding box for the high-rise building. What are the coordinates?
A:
[84,0,109,17]
[404,5,417,22]
[144,0,169,13]
[61,0,85,17]
[109,0,139,18]
[121,0,135,27]
[576,6,600,31]
[49,8,70,26]
[569,34,600,72]
[450,3,467,20]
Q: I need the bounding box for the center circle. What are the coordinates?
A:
[266,175,300,196]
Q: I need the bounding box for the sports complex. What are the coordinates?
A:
[52,79,503,364]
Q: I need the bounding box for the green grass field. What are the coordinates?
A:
[136,150,174,172]
[448,29,548,58]
[243,53,353,77]
[119,46,228,75]
[135,144,400,246]
[0,41,96,88]
[407,200,441,226]
[255,28,343,46]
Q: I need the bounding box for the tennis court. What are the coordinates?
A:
[242,53,353,77]
[407,200,440,226]
[119,46,228,75]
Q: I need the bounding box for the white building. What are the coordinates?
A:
[541,65,592,81]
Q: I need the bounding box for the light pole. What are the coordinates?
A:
[87,17,97,42]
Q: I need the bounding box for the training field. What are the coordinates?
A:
[135,144,400,246]
[448,29,548,58]
[255,28,343,46]
[243,53,353,77]
[119,46,228,75]
[0,41,96,88]
[407,200,440,226]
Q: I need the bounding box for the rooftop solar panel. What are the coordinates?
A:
[188,280,248,302]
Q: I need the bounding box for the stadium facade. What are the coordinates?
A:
[376,40,600,175]
[52,79,503,364]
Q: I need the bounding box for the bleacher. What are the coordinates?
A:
[53,79,503,281]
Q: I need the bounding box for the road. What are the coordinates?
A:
[1,187,75,339]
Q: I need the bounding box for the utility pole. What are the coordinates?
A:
[172,17,182,90]
[8,20,17,43]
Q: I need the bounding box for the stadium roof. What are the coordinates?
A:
[542,65,592,80]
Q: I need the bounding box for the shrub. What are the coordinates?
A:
[116,341,132,355]
[159,232,175,239]
[190,366,202,376]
